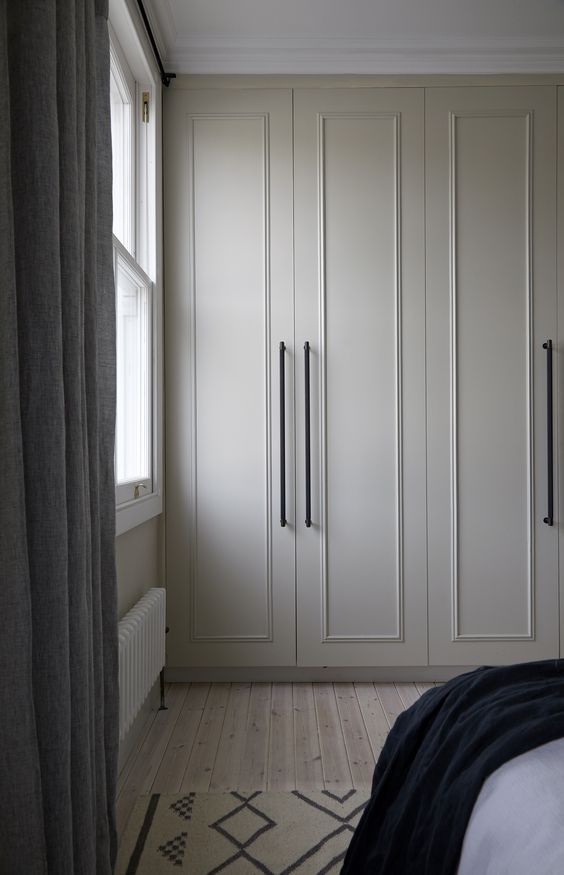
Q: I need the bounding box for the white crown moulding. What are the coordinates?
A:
[156,36,564,75]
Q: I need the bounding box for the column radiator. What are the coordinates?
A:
[118,587,166,742]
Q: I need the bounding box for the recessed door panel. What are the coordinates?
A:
[455,114,531,637]
[193,116,270,639]
[427,87,558,663]
[323,114,401,638]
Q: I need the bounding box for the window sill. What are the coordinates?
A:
[116,490,162,536]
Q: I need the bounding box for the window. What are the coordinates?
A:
[109,2,162,534]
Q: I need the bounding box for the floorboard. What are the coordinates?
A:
[395,682,422,710]
[117,697,160,799]
[239,683,272,791]
[268,683,295,790]
[416,682,436,696]
[353,682,390,760]
[180,683,230,792]
[375,683,407,729]
[153,683,210,794]
[334,683,375,789]
[313,682,353,791]
[210,682,252,791]
[293,683,324,791]
[116,683,188,837]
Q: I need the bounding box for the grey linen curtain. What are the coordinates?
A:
[0,0,118,871]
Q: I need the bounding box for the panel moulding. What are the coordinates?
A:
[187,112,274,643]
[448,109,535,642]
[317,112,404,644]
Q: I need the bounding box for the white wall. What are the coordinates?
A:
[116,517,162,618]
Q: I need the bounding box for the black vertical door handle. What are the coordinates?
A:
[304,342,312,527]
[279,342,286,527]
[543,339,554,526]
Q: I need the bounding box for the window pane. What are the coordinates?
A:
[116,256,151,485]
[110,58,133,252]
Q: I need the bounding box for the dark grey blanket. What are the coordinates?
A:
[341,660,564,874]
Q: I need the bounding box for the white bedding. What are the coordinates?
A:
[457,737,564,875]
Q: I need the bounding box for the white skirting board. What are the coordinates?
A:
[164,666,478,683]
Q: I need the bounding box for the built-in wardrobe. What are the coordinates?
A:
[164,79,563,675]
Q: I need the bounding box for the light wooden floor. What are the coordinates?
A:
[117,681,437,840]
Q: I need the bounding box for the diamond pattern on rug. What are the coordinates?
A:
[117,789,370,874]
[211,791,276,848]
[170,794,195,822]
[157,831,188,867]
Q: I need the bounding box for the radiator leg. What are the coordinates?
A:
[159,668,167,711]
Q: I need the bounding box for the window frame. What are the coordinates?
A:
[109,0,163,536]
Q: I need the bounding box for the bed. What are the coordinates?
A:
[341,660,564,874]
[458,735,564,874]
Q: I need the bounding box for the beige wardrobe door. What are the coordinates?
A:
[294,88,427,666]
[164,88,295,667]
[426,86,558,664]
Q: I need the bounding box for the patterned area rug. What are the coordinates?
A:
[117,789,369,874]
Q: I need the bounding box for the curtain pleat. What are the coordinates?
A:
[0,0,118,871]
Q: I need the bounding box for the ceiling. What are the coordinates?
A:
[143,0,564,74]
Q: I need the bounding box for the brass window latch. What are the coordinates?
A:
[142,91,150,124]
[134,483,148,499]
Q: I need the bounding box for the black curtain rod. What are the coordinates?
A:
[136,0,176,87]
